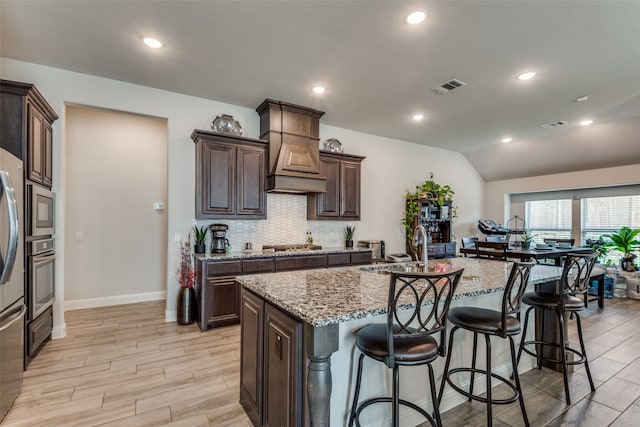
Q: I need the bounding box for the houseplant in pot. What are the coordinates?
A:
[603,227,640,271]
[521,230,534,249]
[192,225,208,254]
[344,225,356,248]
[602,226,640,272]
[177,240,196,325]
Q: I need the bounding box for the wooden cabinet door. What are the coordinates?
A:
[198,141,235,217]
[237,145,266,217]
[309,155,340,218]
[340,160,361,219]
[240,290,264,427]
[42,121,53,187]
[210,277,241,327]
[263,304,302,427]
[27,103,44,184]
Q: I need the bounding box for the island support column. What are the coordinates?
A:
[305,323,339,427]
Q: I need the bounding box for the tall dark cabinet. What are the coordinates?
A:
[1,79,58,365]
[406,199,456,259]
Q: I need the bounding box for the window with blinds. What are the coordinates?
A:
[581,195,640,262]
[525,199,572,244]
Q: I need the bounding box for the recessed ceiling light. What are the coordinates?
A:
[575,95,589,102]
[143,37,162,48]
[312,86,325,94]
[406,10,427,25]
[412,113,425,121]
[579,119,594,126]
[517,71,537,81]
[502,137,513,143]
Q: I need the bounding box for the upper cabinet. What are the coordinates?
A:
[307,151,365,220]
[0,80,58,188]
[191,130,268,219]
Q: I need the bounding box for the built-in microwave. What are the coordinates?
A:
[27,183,54,238]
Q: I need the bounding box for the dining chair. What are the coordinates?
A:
[475,241,508,260]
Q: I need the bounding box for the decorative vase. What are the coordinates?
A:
[177,287,196,325]
[621,254,637,272]
[194,244,206,254]
[522,241,531,250]
[345,240,353,248]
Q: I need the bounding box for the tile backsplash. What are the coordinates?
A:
[196,194,354,251]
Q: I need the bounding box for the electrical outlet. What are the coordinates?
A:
[75,231,84,241]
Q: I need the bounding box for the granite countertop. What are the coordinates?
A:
[236,258,562,327]
[194,246,372,261]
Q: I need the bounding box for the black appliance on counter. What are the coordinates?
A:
[209,224,229,254]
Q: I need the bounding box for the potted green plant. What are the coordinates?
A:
[192,225,208,254]
[521,230,534,249]
[344,225,356,248]
[601,227,640,271]
[176,241,196,325]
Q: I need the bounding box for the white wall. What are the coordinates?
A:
[484,164,640,225]
[1,58,484,336]
[64,105,167,307]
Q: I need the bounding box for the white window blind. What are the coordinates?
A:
[525,199,572,244]
[581,195,640,251]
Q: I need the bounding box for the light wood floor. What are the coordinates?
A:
[3,301,251,426]
[5,298,640,426]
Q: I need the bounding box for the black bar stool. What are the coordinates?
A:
[437,260,536,427]
[516,252,598,405]
[348,268,464,427]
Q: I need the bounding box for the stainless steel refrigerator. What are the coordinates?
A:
[0,147,25,422]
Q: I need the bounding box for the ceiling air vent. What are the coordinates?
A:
[431,78,467,95]
[541,121,568,129]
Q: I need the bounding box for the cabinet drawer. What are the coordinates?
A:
[350,251,373,265]
[243,258,275,274]
[327,253,350,267]
[275,255,327,272]
[206,260,242,277]
[27,306,53,358]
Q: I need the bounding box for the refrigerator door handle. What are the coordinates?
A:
[0,170,19,285]
[0,304,26,333]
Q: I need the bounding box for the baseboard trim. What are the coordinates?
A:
[52,323,67,340]
[64,291,167,311]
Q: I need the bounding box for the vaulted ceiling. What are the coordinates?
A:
[2,1,639,181]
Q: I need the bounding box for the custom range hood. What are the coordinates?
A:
[256,99,327,193]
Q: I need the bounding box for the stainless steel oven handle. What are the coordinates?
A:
[33,253,56,263]
[0,170,19,285]
[0,304,26,332]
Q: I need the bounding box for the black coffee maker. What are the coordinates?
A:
[209,224,229,254]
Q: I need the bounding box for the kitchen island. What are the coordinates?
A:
[237,258,562,427]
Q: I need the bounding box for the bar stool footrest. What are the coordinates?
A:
[521,340,587,367]
[354,396,437,427]
[445,367,520,405]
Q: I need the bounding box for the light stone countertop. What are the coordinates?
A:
[236,258,562,327]
[194,246,372,261]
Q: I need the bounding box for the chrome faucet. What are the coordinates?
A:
[413,224,428,270]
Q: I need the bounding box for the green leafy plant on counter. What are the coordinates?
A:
[344,225,356,241]
[402,179,456,257]
[521,230,534,249]
[192,225,208,246]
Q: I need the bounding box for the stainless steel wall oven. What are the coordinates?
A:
[27,238,55,320]
[27,183,54,238]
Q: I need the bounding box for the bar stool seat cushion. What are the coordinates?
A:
[356,324,439,363]
[448,307,520,335]
[522,292,585,311]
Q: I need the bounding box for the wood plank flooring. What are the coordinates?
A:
[4,297,640,426]
[3,301,250,426]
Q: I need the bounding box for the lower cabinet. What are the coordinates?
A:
[240,290,302,427]
[26,305,53,363]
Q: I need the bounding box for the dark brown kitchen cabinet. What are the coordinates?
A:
[1,80,57,187]
[240,290,302,427]
[26,305,53,362]
[308,151,364,220]
[274,254,327,272]
[196,260,242,331]
[191,130,267,219]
